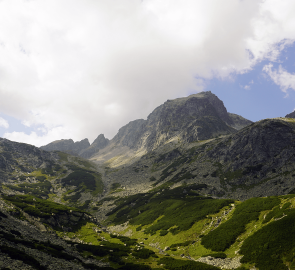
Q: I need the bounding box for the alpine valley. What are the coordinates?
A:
[1,91,295,270]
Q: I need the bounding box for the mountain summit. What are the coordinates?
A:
[40,91,252,166]
[89,91,252,166]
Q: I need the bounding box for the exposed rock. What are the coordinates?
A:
[40,138,90,156]
[91,91,252,167]
[285,110,295,118]
[80,134,110,158]
[0,203,108,270]
[228,113,253,130]
[197,256,242,269]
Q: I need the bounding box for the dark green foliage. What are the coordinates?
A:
[109,255,124,265]
[76,243,109,257]
[36,175,46,181]
[6,180,52,198]
[76,241,131,259]
[201,197,281,251]
[149,176,156,181]
[64,191,82,203]
[61,168,103,202]
[240,210,295,270]
[41,167,54,175]
[157,257,220,270]
[202,253,227,259]
[61,170,96,190]
[132,248,156,259]
[3,195,83,218]
[0,245,46,270]
[107,184,233,235]
[110,234,138,246]
[119,263,152,270]
[111,183,121,190]
[263,202,291,224]
[160,230,168,236]
[170,241,193,248]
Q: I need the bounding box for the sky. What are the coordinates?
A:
[1,0,295,146]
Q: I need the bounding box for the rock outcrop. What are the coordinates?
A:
[80,134,110,158]
[40,138,90,156]
[90,92,252,166]
[285,110,295,118]
[40,92,252,165]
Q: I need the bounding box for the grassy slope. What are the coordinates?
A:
[103,187,295,269]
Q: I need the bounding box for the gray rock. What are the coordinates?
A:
[40,138,90,156]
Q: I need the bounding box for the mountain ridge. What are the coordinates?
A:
[40,91,252,164]
[1,93,295,269]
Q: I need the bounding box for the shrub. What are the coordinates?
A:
[159,230,168,236]
[201,197,281,251]
[132,248,156,259]
[240,210,295,270]
[107,185,232,236]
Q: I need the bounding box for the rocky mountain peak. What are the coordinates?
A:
[285,110,295,118]
[40,138,90,156]
[79,134,110,159]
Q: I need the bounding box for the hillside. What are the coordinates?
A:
[41,91,252,166]
[2,92,295,269]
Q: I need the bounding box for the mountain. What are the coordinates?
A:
[285,110,295,118]
[40,92,252,166]
[89,91,252,167]
[79,134,110,159]
[40,135,110,159]
[5,91,295,269]
[40,138,90,156]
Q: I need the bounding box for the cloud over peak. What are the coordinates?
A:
[0,0,295,146]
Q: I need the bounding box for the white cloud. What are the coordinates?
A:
[0,0,295,146]
[0,117,9,129]
[263,64,295,93]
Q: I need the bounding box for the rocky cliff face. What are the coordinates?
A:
[228,113,253,130]
[41,92,252,164]
[109,91,243,151]
[90,91,252,167]
[79,134,110,158]
[40,138,90,156]
[41,136,110,159]
[285,110,295,118]
[103,118,295,201]
[0,138,59,182]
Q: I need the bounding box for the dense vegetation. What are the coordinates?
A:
[107,184,233,235]
[201,197,281,251]
[3,194,83,218]
[6,179,52,198]
[62,168,103,203]
[240,209,295,269]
